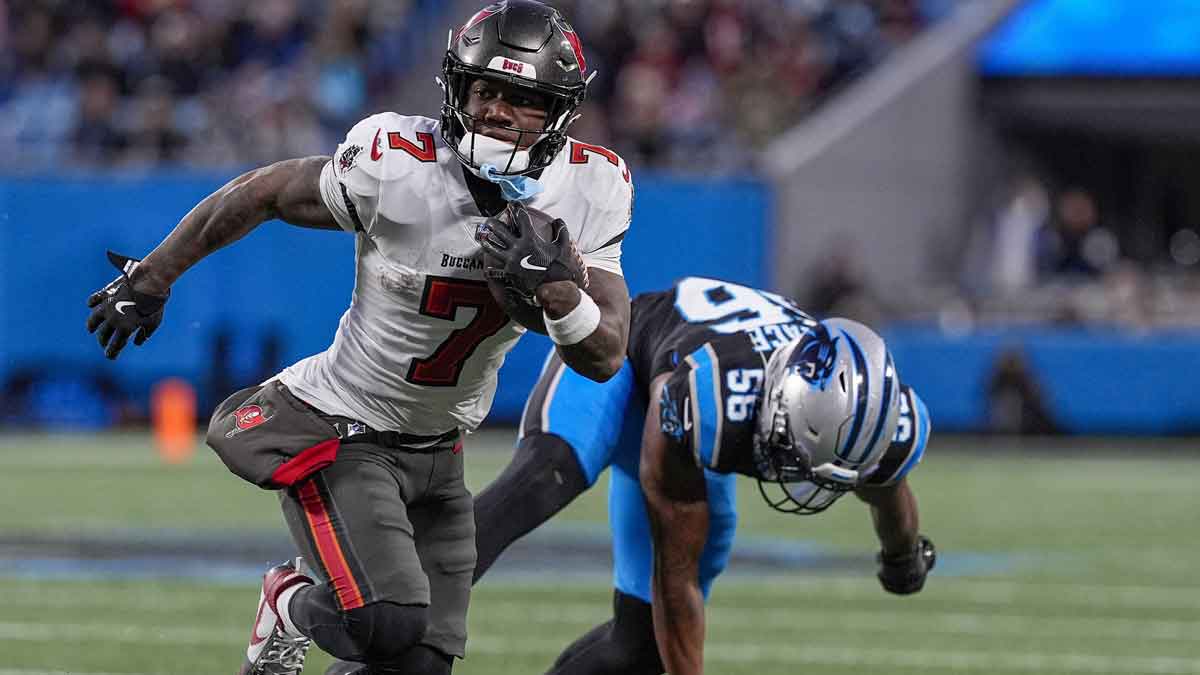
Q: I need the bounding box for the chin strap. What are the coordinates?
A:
[479,163,544,203]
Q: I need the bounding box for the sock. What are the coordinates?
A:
[276,581,310,637]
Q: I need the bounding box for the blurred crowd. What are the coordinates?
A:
[0,0,956,172]
[960,177,1200,329]
[1,0,443,170]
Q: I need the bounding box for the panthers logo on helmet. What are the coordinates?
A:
[788,327,839,389]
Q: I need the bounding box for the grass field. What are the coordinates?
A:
[1,431,1198,674]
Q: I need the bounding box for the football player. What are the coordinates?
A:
[471,277,934,675]
[84,2,633,674]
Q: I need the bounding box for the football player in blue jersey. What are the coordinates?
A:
[472,277,935,675]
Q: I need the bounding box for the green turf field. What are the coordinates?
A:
[1,431,1198,674]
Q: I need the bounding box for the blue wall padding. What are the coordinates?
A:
[0,173,770,423]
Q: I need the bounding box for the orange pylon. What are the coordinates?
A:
[151,378,197,464]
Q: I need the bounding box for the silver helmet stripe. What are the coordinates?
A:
[837,330,870,462]
[860,352,896,464]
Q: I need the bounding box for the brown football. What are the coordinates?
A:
[483,204,587,335]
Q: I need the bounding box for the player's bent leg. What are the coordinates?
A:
[473,433,590,582]
[410,448,476,660]
[546,590,663,675]
[277,446,438,666]
[474,351,643,583]
[608,460,655,604]
[698,469,738,599]
[543,461,666,674]
[291,597,428,663]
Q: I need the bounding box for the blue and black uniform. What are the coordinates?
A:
[472,277,930,674]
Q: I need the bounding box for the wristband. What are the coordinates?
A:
[544,291,601,345]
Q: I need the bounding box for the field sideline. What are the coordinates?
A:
[1,432,1197,674]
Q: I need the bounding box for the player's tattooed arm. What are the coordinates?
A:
[132,157,339,295]
[640,374,709,675]
[537,268,631,382]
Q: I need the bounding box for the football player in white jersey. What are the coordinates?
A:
[85,2,632,673]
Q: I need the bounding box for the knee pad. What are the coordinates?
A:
[343,602,429,664]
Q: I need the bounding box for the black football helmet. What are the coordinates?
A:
[440,0,592,176]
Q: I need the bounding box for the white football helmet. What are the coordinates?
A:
[752,318,901,514]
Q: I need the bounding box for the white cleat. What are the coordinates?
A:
[238,558,314,675]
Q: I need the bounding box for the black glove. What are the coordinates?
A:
[877,535,936,595]
[475,203,586,302]
[86,251,169,359]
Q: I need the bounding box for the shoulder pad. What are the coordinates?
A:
[334,113,441,186]
[866,384,931,486]
[560,138,634,252]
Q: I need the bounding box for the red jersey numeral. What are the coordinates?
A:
[388,131,437,162]
[569,141,630,182]
[406,277,510,387]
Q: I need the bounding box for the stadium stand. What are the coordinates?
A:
[0,0,957,172]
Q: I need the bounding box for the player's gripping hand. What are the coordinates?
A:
[877,535,936,595]
[476,202,587,302]
[86,251,169,359]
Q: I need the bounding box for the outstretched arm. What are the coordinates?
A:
[856,478,935,594]
[855,478,919,556]
[537,269,630,382]
[640,374,709,675]
[134,156,339,296]
[88,157,340,358]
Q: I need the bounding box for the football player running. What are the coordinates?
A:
[471,277,935,675]
[84,2,633,674]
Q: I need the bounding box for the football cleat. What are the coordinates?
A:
[238,558,314,675]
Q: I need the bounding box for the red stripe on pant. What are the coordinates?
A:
[297,479,365,610]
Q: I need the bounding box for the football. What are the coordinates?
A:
[483,204,587,334]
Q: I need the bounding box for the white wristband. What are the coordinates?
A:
[544,291,601,345]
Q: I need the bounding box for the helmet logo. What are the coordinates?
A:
[487,56,537,79]
[789,330,839,388]
[553,13,587,74]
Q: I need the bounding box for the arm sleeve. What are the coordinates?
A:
[865,385,931,486]
[657,343,725,471]
[318,115,387,234]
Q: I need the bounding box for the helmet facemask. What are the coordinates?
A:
[751,319,900,516]
[753,378,858,515]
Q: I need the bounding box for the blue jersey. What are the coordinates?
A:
[631,278,929,482]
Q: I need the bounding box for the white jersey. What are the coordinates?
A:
[277,113,633,435]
